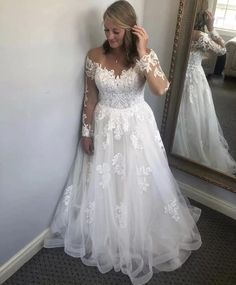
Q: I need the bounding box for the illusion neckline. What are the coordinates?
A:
[97,64,138,80]
[86,49,155,80]
[87,56,138,80]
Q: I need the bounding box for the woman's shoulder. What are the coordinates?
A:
[87,47,104,63]
[192,30,207,42]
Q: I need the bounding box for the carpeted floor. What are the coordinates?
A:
[3,200,236,285]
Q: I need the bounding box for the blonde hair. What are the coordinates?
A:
[102,0,138,66]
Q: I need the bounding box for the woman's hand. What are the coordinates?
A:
[205,10,214,32]
[131,25,148,58]
[81,137,94,155]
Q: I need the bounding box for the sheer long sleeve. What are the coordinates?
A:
[193,31,226,55]
[81,56,99,137]
[136,49,170,96]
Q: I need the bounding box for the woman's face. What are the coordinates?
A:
[104,18,126,49]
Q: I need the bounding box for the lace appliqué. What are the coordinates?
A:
[191,33,226,55]
[100,111,130,143]
[94,103,152,149]
[62,185,73,207]
[108,116,129,140]
[115,203,127,228]
[82,114,93,137]
[136,166,152,193]
[82,78,91,137]
[96,163,111,189]
[82,60,97,137]
[183,68,195,104]
[209,29,221,41]
[85,201,95,224]
[164,199,180,222]
[102,125,111,149]
[130,130,143,150]
[85,56,98,80]
[112,153,126,179]
[136,50,165,80]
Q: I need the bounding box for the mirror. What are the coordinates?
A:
[161,0,236,192]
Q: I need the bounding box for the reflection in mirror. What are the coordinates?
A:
[172,0,236,178]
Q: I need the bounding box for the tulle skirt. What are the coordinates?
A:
[172,65,236,175]
[44,101,202,285]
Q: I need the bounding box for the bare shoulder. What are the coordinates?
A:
[192,30,206,41]
[87,47,104,63]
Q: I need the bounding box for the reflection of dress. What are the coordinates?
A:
[44,50,201,285]
[173,32,236,175]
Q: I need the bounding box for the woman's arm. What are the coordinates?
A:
[81,52,99,155]
[132,25,170,96]
[137,49,170,96]
[205,10,225,49]
[193,30,226,55]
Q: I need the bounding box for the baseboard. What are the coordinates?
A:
[0,229,50,284]
[178,180,236,220]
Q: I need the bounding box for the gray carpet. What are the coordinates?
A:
[3,200,236,285]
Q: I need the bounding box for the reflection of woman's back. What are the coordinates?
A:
[173,28,236,175]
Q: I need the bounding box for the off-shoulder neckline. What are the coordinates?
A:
[192,32,209,43]
[86,49,154,79]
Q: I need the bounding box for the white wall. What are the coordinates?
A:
[143,0,179,126]
[0,0,145,265]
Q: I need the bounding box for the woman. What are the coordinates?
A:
[172,8,236,175]
[44,1,201,284]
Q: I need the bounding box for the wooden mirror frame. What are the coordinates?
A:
[160,0,236,192]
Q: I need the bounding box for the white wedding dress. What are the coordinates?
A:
[172,32,236,175]
[44,49,202,285]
